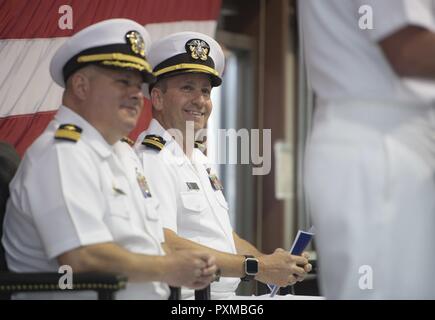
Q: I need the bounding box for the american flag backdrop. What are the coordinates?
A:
[0,0,221,156]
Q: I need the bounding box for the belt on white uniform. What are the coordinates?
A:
[315,98,435,132]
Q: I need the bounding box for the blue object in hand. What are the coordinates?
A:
[269,227,314,297]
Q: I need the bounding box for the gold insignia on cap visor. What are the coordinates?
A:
[77,53,152,73]
[125,30,146,57]
[185,39,210,61]
[153,63,218,77]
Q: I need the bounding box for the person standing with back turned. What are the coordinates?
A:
[300,0,435,299]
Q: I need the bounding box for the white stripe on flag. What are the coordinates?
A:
[146,20,217,42]
[0,20,217,118]
[0,38,65,117]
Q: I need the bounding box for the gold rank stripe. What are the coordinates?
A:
[101,61,146,72]
[144,139,164,150]
[77,53,152,73]
[55,129,81,141]
[154,63,218,77]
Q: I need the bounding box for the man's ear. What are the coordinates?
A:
[70,71,91,101]
[150,87,164,111]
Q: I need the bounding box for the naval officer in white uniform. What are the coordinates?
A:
[2,19,217,299]
[135,31,312,299]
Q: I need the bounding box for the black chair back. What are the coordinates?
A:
[0,142,20,273]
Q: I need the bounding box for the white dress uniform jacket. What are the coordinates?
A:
[2,106,169,300]
[135,119,240,299]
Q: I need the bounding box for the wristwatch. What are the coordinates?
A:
[241,255,259,281]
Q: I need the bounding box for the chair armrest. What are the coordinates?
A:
[194,285,211,300]
[168,286,181,300]
[168,286,211,300]
[0,271,127,300]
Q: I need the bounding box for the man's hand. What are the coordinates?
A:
[255,248,311,287]
[301,251,312,274]
[162,250,217,290]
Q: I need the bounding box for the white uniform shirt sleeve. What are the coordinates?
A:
[140,151,179,233]
[25,143,113,259]
[354,0,435,41]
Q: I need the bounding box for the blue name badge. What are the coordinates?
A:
[269,227,315,297]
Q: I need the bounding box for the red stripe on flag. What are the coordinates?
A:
[0,102,152,157]
[0,111,55,156]
[0,0,221,39]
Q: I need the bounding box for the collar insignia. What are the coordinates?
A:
[121,136,134,146]
[194,141,206,153]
